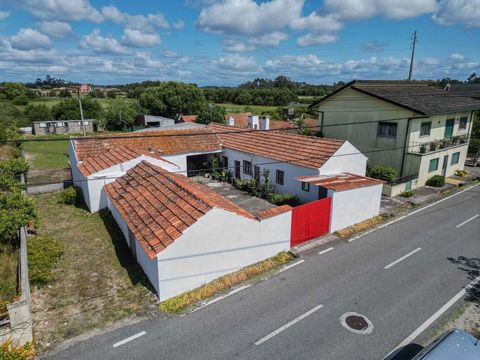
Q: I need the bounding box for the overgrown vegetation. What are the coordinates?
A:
[367,165,397,183]
[0,339,35,360]
[159,252,295,313]
[58,187,81,205]
[426,175,446,187]
[400,190,414,198]
[270,193,301,206]
[28,236,63,288]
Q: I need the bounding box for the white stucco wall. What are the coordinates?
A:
[155,208,291,301]
[328,184,383,233]
[221,148,320,203]
[320,141,367,176]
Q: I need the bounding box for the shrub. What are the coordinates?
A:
[425,175,445,187]
[270,193,300,206]
[28,235,63,287]
[367,165,397,183]
[59,187,79,205]
[11,95,29,106]
[0,339,35,359]
[400,190,414,198]
[0,158,29,178]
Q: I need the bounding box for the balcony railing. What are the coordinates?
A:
[409,135,469,154]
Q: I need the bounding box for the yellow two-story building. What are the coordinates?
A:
[310,80,480,196]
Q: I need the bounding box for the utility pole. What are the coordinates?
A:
[408,30,417,81]
[77,89,86,136]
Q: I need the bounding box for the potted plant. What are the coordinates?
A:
[439,139,446,149]
[419,143,427,154]
[429,141,437,151]
[451,136,459,145]
[459,136,467,144]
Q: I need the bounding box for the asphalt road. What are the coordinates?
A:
[47,184,480,360]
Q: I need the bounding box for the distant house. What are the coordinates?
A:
[33,120,94,135]
[135,114,175,128]
[225,112,271,130]
[310,80,480,195]
[177,115,198,123]
[79,84,92,93]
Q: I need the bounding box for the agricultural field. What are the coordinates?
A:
[216,103,279,114]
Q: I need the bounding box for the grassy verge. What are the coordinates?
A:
[334,215,388,238]
[31,191,157,352]
[23,135,70,171]
[160,251,295,313]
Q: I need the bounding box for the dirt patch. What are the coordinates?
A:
[31,192,158,352]
[334,215,387,239]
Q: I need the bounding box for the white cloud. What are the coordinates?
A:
[215,55,259,72]
[223,40,256,53]
[17,0,103,23]
[432,0,480,28]
[224,31,288,52]
[323,0,438,21]
[121,29,161,47]
[39,21,72,38]
[10,28,52,50]
[173,20,185,29]
[297,33,338,47]
[290,12,342,32]
[249,31,288,46]
[79,29,129,54]
[449,53,465,61]
[197,0,303,35]
[101,5,169,31]
[0,11,10,20]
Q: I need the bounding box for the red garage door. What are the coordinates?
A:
[291,197,331,247]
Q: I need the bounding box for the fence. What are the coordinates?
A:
[0,174,33,346]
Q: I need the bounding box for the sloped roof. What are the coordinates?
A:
[310,80,480,116]
[72,128,222,161]
[447,83,480,99]
[179,115,198,123]
[209,123,345,169]
[296,173,383,191]
[104,161,255,259]
[224,112,251,128]
[77,145,178,176]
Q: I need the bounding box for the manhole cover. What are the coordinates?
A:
[340,312,373,334]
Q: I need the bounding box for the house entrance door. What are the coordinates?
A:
[441,155,449,176]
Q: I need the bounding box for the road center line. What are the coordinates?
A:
[318,247,334,255]
[113,331,146,348]
[384,248,422,270]
[255,304,324,346]
[385,276,480,358]
[277,259,305,274]
[456,214,479,228]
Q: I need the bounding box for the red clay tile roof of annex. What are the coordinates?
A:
[296,173,383,191]
[73,128,222,161]
[77,145,178,177]
[104,161,255,259]
[180,115,198,123]
[209,123,345,169]
[224,112,251,128]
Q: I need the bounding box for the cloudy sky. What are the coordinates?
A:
[0,0,479,85]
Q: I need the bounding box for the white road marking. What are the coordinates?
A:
[456,214,479,228]
[384,248,422,270]
[192,284,252,313]
[349,183,480,242]
[386,276,480,357]
[277,259,305,274]
[113,331,146,348]
[318,247,334,255]
[255,304,324,346]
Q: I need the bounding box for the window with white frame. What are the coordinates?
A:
[420,121,431,136]
[377,122,397,138]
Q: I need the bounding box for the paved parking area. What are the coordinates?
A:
[192,176,276,214]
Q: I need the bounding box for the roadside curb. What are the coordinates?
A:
[291,234,340,255]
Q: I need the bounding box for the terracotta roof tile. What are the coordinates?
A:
[224,112,251,128]
[179,115,198,123]
[257,205,292,219]
[296,173,383,191]
[104,161,256,259]
[209,123,345,169]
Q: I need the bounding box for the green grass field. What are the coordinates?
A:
[23,134,70,171]
[216,103,278,113]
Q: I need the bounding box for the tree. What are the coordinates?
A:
[24,104,53,122]
[196,105,226,124]
[12,95,29,106]
[139,82,208,118]
[107,90,117,99]
[2,82,29,100]
[104,99,138,129]
[52,97,103,120]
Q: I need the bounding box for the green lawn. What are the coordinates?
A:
[23,135,70,171]
[216,103,279,113]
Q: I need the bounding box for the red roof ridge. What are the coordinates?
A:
[257,205,292,220]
